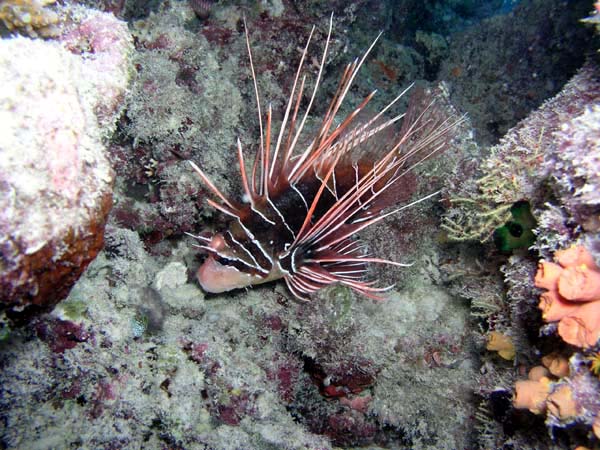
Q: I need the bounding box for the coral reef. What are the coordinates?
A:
[0,222,476,448]
[440,34,600,450]
[442,63,600,245]
[0,8,133,316]
[0,4,478,447]
[107,1,247,244]
[0,0,598,449]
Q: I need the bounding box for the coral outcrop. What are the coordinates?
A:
[0,9,133,316]
[442,63,600,245]
[442,52,600,450]
[0,4,477,448]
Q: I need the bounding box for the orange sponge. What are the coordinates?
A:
[513,377,551,414]
[547,384,579,421]
[534,246,600,348]
[541,353,569,378]
[558,265,600,302]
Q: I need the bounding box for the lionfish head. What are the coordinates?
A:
[187,16,463,301]
[195,232,281,292]
[197,255,258,293]
[195,234,255,293]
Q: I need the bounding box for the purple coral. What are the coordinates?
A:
[545,86,600,231]
[34,318,90,353]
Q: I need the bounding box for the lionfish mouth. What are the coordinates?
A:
[196,256,265,293]
[188,15,463,301]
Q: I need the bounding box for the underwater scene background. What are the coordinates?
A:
[0,0,599,448]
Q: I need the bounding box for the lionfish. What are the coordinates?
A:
[188,16,461,301]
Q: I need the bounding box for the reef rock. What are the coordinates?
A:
[0,10,133,317]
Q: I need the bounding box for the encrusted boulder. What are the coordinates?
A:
[0,10,133,317]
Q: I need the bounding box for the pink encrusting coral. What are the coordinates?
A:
[0,9,133,315]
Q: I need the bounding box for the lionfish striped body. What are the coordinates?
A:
[189,17,459,301]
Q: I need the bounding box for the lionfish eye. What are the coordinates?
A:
[216,256,234,266]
